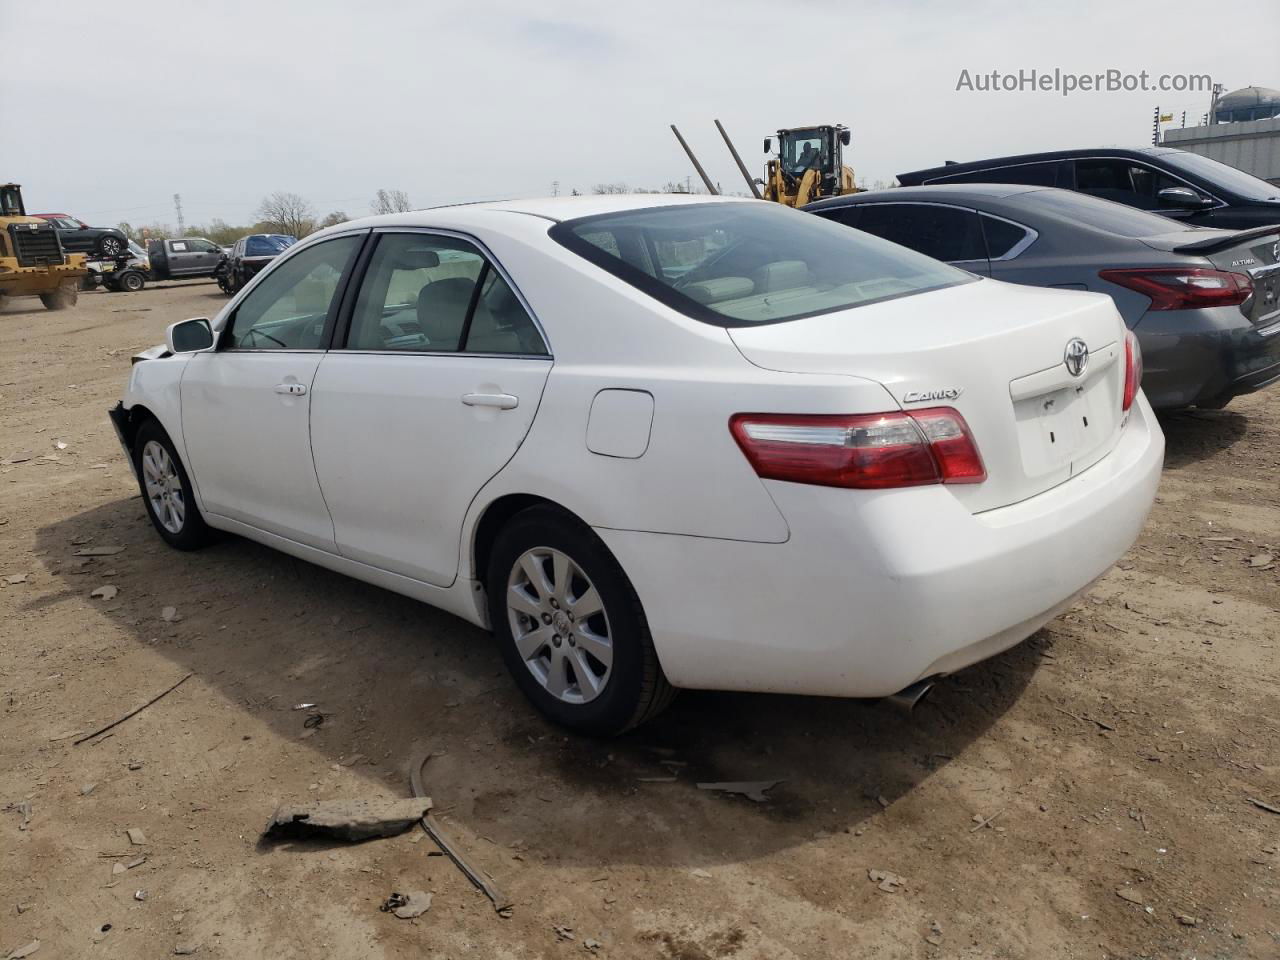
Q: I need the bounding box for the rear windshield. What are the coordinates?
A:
[1017,189,1196,238]
[549,202,972,327]
[1159,151,1280,202]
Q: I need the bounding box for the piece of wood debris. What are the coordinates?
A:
[1246,796,1280,815]
[695,780,782,803]
[264,797,432,842]
[75,546,125,556]
[74,673,193,746]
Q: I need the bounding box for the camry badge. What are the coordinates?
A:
[1064,338,1089,378]
[902,387,963,403]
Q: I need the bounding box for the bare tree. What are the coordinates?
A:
[318,210,350,229]
[591,182,630,195]
[256,192,316,238]
[371,189,412,215]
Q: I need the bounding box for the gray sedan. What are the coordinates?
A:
[806,185,1280,410]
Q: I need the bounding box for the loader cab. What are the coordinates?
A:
[763,125,854,206]
[1,184,27,218]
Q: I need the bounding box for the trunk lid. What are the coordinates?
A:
[1198,230,1280,328]
[728,278,1129,513]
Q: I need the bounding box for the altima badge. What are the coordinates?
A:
[1064,338,1089,378]
[902,387,963,403]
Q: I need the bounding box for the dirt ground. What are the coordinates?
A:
[2,280,1278,960]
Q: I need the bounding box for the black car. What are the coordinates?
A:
[805,185,1280,410]
[32,213,129,258]
[897,148,1280,230]
[226,234,296,293]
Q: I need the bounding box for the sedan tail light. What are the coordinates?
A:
[1122,329,1143,412]
[1099,267,1252,311]
[729,407,986,490]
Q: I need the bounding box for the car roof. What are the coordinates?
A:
[32,212,71,218]
[807,183,1042,210]
[897,146,1172,184]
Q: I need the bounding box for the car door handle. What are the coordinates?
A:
[461,392,518,410]
[274,383,307,396]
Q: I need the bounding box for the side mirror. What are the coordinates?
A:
[840,130,851,146]
[80,223,90,230]
[763,137,772,154]
[1157,186,1210,208]
[165,317,215,354]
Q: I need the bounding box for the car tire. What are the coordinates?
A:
[98,235,124,258]
[39,279,78,310]
[119,271,145,292]
[132,419,213,551]
[487,505,675,736]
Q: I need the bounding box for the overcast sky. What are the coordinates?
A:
[3,0,1275,229]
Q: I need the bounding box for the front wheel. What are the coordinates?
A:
[39,279,78,310]
[132,419,212,550]
[487,506,674,736]
[119,271,145,292]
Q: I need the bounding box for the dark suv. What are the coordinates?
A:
[32,213,129,258]
[897,148,1280,230]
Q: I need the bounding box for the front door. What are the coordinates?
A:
[309,231,552,586]
[180,233,364,549]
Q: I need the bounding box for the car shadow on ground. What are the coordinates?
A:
[1158,408,1249,469]
[35,497,1041,869]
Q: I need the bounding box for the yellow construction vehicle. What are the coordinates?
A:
[761,124,856,207]
[0,183,88,311]
[670,120,857,207]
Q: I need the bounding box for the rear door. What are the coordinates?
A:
[852,202,991,275]
[309,230,553,586]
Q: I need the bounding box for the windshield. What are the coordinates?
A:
[128,240,146,257]
[1018,189,1201,238]
[550,202,973,327]
[782,130,827,175]
[0,186,22,217]
[1159,151,1280,202]
[245,235,294,256]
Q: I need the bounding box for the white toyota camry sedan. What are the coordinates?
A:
[110,195,1164,735]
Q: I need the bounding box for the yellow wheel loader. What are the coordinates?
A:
[761,124,856,207]
[0,183,88,311]
[670,120,857,208]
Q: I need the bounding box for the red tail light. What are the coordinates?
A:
[1122,330,1142,412]
[729,407,986,490]
[1099,267,1252,311]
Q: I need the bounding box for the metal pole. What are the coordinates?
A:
[715,119,762,199]
[670,125,719,195]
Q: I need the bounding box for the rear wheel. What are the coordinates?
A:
[98,235,124,258]
[132,419,212,550]
[39,279,78,310]
[487,506,674,736]
[119,271,145,292]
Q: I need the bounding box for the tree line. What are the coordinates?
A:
[115,188,413,245]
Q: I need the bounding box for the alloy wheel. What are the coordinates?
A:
[141,440,185,534]
[506,547,613,704]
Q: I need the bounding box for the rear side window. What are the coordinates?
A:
[853,203,986,263]
[980,215,1033,259]
[1018,189,1195,238]
[344,233,546,355]
[930,162,1061,187]
[551,202,971,327]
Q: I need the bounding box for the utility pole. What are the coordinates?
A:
[173,193,185,236]
[1180,111,1186,128]
[551,180,559,197]
[1152,107,1160,146]
[1209,83,1224,124]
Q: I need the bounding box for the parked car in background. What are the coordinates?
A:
[109,195,1161,735]
[32,213,128,258]
[807,185,1280,410]
[226,233,296,292]
[88,239,151,293]
[147,237,224,281]
[896,148,1280,230]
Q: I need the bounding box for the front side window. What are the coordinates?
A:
[225,235,360,350]
[932,162,1060,187]
[1160,151,1279,201]
[1018,189,1195,238]
[853,203,986,263]
[551,202,972,327]
[345,233,545,354]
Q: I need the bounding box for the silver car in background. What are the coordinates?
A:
[807,185,1280,410]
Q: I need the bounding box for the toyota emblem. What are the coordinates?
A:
[1064,338,1089,378]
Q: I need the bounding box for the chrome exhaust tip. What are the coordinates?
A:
[884,679,935,715]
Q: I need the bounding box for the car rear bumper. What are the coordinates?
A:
[597,394,1164,698]
[1135,307,1280,409]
